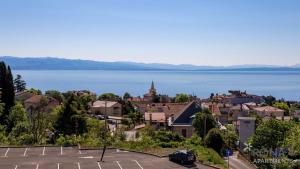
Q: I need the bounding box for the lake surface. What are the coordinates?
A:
[13,70,300,101]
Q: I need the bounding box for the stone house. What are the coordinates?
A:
[91,101,122,117]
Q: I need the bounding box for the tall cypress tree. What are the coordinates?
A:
[5,66,15,112]
[0,62,15,125]
[0,62,7,124]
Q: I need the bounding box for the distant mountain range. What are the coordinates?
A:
[1,56,300,71]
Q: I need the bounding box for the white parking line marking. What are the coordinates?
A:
[23,148,28,156]
[57,163,60,169]
[116,161,123,169]
[134,160,144,169]
[42,146,46,155]
[60,146,63,155]
[4,148,9,157]
[97,162,102,169]
[77,162,81,169]
[36,163,39,169]
[14,165,18,169]
[79,156,94,159]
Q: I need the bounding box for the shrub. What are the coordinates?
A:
[55,135,84,146]
[185,134,202,146]
[204,128,224,154]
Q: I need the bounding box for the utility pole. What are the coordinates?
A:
[228,154,230,169]
[203,115,207,138]
[100,101,108,162]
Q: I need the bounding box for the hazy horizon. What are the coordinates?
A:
[2,56,300,67]
[1,0,300,66]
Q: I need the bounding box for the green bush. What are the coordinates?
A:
[204,128,224,154]
[191,146,225,166]
[55,135,84,146]
[185,134,202,146]
[0,125,8,145]
[154,130,184,143]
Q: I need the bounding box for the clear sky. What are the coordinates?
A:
[0,0,299,66]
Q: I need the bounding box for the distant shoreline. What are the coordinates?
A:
[1,56,300,71]
[11,68,300,71]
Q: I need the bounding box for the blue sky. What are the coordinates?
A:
[0,0,299,66]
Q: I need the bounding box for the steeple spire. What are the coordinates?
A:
[151,81,155,90]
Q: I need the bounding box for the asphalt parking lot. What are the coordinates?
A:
[0,146,213,169]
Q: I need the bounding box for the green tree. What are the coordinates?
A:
[284,124,300,158]
[14,74,26,92]
[8,122,31,145]
[251,119,291,150]
[263,95,276,106]
[221,125,238,150]
[0,124,8,145]
[0,92,8,144]
[26,88,42,95]
[204,128,224,154]
[7,102,28,132]
[175,93,191,103]
[193,109,217,138]
[27,96,50,144]
[123,92,132,100]
[273,102,290,116]
[98,93,120,101]
[291,102,300,111]
[54,94,87,135]
[127,111,143,127]
[45,90,64,103]
[122,100,135,115]
[0,92,4,121]
[0,62,15,124]
[79,93,96,111]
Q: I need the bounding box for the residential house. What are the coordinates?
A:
[91,101,122,117]
[144,112,166,128]
[171,101,202,137]
[205,102,251,124]
[15,91,34,102]
[253,106,284,120]
[24,95,60,113]
[211,90,263,105]
[293,110,300,119]
[139,102,188,129]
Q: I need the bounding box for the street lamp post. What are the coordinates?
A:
[100,101,108,162]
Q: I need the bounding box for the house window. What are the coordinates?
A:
[113,107,120,115]
[181,129,187,137]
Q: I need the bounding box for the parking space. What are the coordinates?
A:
[0,147,212,169]
[43,146,61,156]
[4,147,25,157]
[26,147,43,157]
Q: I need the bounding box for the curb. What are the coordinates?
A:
[195,162,222,169]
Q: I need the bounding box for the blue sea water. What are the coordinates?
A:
[13,70,300,101]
